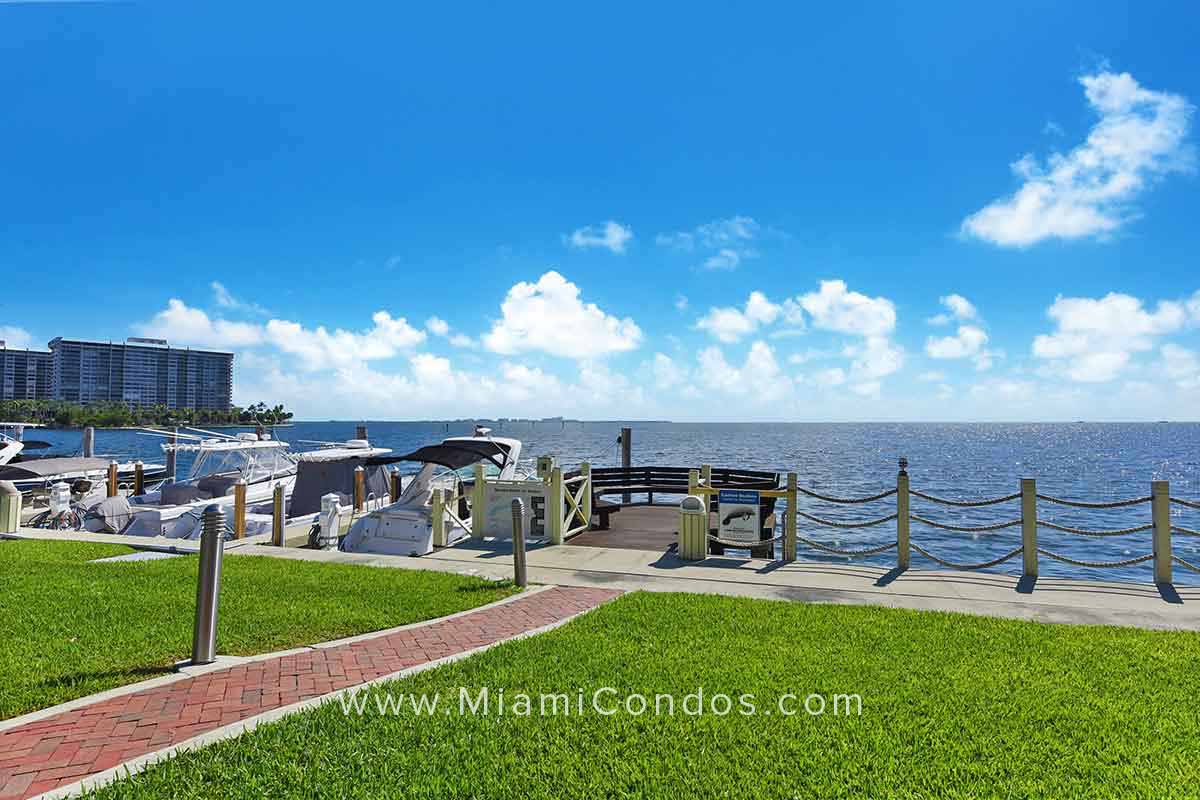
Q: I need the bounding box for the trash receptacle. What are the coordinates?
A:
[678,495,707,560]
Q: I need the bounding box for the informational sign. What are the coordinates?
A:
[481,481,546,539]
[717,489,760,544]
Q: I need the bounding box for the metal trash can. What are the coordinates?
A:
[678,495,707,560]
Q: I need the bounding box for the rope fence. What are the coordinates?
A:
[692,461,1200,584]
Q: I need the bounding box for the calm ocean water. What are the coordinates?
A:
[26,421,1200,585]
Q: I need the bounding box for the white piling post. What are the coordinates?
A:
[548,467,564,545]
[580,462,592,529]
[1021,478,1038,578]
[896,458,910,570]
[1152,480,1172,584]
[471,463,487,538]
[431,489,446,548]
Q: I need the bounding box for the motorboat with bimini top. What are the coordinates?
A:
[339,430,534,556]
[113,428,298,538]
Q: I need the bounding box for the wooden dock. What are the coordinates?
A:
[567,505,682,551]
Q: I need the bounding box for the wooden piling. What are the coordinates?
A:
[784,472,798,562]
[896,462,910,570]
[107,461,118,498]
[133,461,145,496]
[1152,480,1172,584]
[233,479,247,539]
[620,427,632,503]
[1021,478,1038,578]
[271,483,285,546]
[165,428,177,481]
[390,469,402,502]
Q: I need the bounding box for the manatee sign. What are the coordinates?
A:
[717,489,760,544]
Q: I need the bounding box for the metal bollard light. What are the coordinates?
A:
[192,504,225,665]
[511,498,528,587]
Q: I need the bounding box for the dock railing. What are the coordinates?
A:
[676,459,1200,584]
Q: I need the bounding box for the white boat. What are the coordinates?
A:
[117,430,297,538]
[340,431,535,556]
[0,423,167,497]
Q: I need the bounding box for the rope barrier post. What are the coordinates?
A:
[1021,478,1038,578]
[431,488,446,547]
[896,458,910,569]
[784,472,797,562]
[133,460,145,496]
[548,467,564,545]
[107,460,118,498]
[390,469,402,503]
[471,463,487,538]
[1152,480,1172,584]
[580,461,592,528]
[271,482,285,547]
[511,498,527,587]
[233,478,247,539]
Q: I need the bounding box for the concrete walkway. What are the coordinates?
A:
[7,527,1200,629]
[0,586,621,800]
[234,538,1200,630]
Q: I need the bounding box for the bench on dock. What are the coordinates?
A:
[567,465,780,556]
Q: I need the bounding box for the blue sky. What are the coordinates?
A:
[1,1,1198,421]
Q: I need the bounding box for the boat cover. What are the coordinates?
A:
[289,458,393,516]
[0,457,111,481]
[393,440,513,471]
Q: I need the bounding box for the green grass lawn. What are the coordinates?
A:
[0,539,517,720]
[88,591,1200,799]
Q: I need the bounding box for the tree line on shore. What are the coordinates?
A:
[0,400,294,428]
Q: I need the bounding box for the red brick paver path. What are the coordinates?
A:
[0,586,621,799]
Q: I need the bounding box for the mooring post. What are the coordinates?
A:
[1020,478,1038,578]
[107,460,118,498]
[356,424,368,441]
[471,463,487,538]
[620,427,632,503]
[784,472,798,562]
[353,466,365,513]
[132,460,144,496]
[82,426,95,458]
[431,489,446,547]
[896,457,910,569]
[580,461,592,528]
[548,467,564,545]
[511,498,528,587]
[271,483,285,546]
[390,469,402,503]
[233,478,247,539]
[1152,480,1172,584]
[165,428,178,482]
[191,505,225,666]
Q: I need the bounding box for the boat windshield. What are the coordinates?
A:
[187,446,293,484]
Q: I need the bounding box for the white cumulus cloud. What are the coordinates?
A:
[0,326,34,349]
[1032,292,1187,382]
[483,270,642,358]
[695,291,803,343]
[135,299,265,350]
[927,294,978,325]
[962,70,1195,247]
